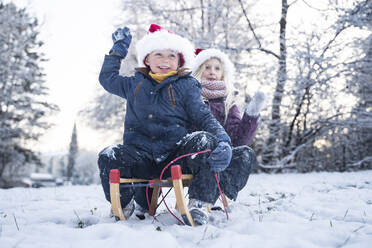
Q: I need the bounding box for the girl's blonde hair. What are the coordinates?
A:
[193,57,236,124]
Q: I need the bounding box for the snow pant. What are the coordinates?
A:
[98,131,257,210]
[219,145,257,200]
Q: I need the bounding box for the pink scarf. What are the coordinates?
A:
[200,80,227,100]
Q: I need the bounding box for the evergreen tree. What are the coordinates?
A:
[66,123,78,182]
[0,3,59,187]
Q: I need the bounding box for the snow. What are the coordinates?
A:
[98,145,118,160]
[1,170,372,248]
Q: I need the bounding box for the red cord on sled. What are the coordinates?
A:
[158,150,212,225]
[214,172,229,220]
[145,149,229,225]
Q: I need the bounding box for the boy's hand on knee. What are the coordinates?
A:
[109,27,132,58]
[208,142,232,172]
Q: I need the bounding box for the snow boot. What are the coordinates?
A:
[109,198,135,220]
[134,203,148,220]
[188,198,209,225]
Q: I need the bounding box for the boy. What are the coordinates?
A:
[98,24,232,225]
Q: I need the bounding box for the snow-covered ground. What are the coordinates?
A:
[1,170,371,248]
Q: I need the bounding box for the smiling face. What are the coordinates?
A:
[201,58,223,81]
[145,49,179,74]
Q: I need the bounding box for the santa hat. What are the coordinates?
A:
[136,24,195,69]
[192,48,235,82]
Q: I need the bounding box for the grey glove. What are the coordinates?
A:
[245,91,266,117]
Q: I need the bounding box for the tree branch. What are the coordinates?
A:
[348,156,372,167]
[301,0,328,11]
[237,0,279,59]
[259,144,307,169]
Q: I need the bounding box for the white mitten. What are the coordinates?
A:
[245,91,266,117]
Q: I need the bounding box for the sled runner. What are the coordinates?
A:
[109,165,196,226]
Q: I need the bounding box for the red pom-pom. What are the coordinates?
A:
[149,24,174,34]
[149,24,162,33]
[195,48,205,55]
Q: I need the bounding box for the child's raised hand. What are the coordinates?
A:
[112,27,132,44]
[245,91,266,117]
[109,27,132,58]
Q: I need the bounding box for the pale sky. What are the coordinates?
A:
[8,0,124,153]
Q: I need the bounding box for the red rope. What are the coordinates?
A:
[158,150,212,225]
[214,172,229,220]
[145,149,229,224]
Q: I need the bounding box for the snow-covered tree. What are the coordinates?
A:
[331,0,372,170]
[349,34,372,168]
[66,123,78,182]
[0,3,59,187]
[282,0,372,172]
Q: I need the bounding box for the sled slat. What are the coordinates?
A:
[109,182,125,220]
[171,165,195,226]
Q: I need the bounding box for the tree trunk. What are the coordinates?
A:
[263,0,288,164]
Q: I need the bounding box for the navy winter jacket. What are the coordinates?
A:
[99,55,231,163]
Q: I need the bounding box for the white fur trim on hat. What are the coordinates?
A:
[192,48,235,83]
[136,30,195,69]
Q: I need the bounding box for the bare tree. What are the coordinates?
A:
[278,0,372,171]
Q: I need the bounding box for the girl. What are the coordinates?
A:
[192,48,266,201]
[192,48,266,147]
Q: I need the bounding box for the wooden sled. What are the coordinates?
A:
[109,165,196,226]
